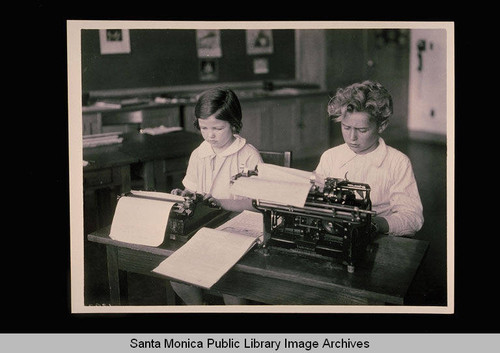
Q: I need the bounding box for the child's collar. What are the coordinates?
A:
[197,135,247,158]
[339,137,387,168]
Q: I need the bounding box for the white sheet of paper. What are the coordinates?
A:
[216,210,264,243]
[109,196,176,247]
[230,177,311,208]
[152,227,259,289]
[257,162,313,182]
[230,163,313,207]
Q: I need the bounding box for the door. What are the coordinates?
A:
[407,29,448,139]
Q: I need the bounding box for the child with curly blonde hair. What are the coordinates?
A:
[316,80,423,236]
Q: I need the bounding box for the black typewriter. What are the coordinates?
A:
[250,176,376,273]
[119,190,229,243]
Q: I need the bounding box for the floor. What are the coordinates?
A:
[83,137,448,307]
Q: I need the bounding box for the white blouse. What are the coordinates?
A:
[315,138,424,236]
[182,135,263,200]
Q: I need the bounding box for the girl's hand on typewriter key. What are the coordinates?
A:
[203,194,221,209]
[171,189,196,199]
[171,188,183,196]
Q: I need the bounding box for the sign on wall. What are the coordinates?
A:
[246,30,273,55]
[99,29,131,55]
[196,30,222,58]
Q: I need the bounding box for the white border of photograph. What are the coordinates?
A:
[68,21,455,315]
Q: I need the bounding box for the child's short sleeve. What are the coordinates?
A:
[182,150,199,192]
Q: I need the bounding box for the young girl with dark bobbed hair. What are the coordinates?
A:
[172,86,262,212]
[171,87,262,305]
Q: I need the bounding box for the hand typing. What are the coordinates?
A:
[171,189,195,198]
[202,193,221,209]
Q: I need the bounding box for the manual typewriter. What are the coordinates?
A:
[119,190,228,243]
[232,169,376,273]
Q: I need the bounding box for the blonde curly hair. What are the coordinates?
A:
[328,80,393,125]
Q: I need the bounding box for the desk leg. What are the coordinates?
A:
[106,245,121,305]
[165,281,176,305]
[154,160,167,192]
[117,165,131,194]
[139,161,154,191]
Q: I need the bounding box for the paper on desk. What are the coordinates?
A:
[82,135,123,148]
[109,195,175,247]
[140,125,183,135]
[230,163,313,208]
[216,210,264,243]
[152,226,260,289]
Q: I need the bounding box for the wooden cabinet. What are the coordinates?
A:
[266,98,298,153]
[242,93,329,161]
[181,105,198,135]
[239,100,273,151]
[140,106,181,129]
[82,112,102,135]
[294,95,329,159]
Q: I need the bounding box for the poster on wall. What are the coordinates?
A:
[199,59,219,81]
[99,29,131,54]
[253,57,269,74]
[196,30,222,58]
[246,30,274,55]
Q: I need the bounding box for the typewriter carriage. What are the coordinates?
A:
[118,191,226,243]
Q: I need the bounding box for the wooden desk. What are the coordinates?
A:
[83,144,138,232]
[88,226,429,306]
[83,130,202,232]
[83,143,138,192]
[120,130,202,192]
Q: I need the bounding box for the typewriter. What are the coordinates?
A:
[232,169,376,273]
[119,190,229,243]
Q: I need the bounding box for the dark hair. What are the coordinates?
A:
[193,87,243,133]
[328,80,393,125]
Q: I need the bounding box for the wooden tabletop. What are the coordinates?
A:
[82,130,203,170]
[119,130,203,162]
[88,226,429,305]
[83,143,138,171]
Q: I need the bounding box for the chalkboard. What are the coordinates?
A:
[81,29,296,92]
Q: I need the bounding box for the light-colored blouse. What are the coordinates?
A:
[315,138,424,236]
[182,135,263,200]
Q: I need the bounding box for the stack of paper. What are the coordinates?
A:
[139,125,183,135]
[94,97,150,108]
[82,132,123,148]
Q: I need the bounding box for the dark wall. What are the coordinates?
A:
[325,29,410,142]
[81,29,296,92]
